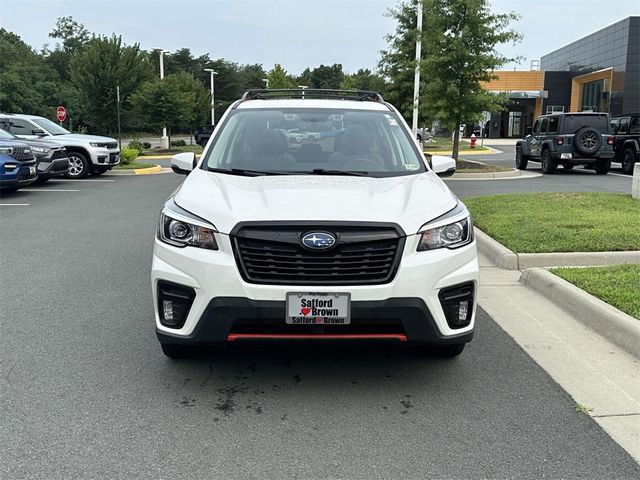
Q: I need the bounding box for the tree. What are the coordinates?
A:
[380,0,521,158]
[341,69,388,95]
[164,72,210,134]
[267,64,294,88]
[46,16,91,82]
[70,35,152,134]
[309,64,344,89]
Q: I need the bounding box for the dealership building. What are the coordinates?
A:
[480,16,639,138]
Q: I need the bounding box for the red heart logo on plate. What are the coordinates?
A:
[301,307,311,315]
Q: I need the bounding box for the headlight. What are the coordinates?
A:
[31,146,49,154]
[417,203,474,251]
[0,147,13,155]
[158,200,218,250]
[89,142,107,148]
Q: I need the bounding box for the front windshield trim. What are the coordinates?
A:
[200,107,427,178]
[31,118,70,136]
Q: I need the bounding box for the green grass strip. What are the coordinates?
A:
[552,265,640,319]
[465,193,640,253]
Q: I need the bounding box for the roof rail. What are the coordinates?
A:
[240,89,385,103]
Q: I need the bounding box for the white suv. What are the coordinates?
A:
[0,114,120,178]
[152,89,478,359]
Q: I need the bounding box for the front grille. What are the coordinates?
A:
[106,142,118,150]
[11,146,34,162]
[232,224,405,285]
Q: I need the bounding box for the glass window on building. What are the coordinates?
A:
[582,80,604,112]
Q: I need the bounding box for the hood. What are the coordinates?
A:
[51,133,117,144]
[173,169,458,235]
[16,138,64,149]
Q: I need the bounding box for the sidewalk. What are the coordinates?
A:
[478,252,640,463]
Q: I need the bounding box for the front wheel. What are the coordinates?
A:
[595,159,611,175]
[66,152,90,178]
[622,148,637,175]
[541,149,556,174]
[563,164,574,170]
[515,147,528,170]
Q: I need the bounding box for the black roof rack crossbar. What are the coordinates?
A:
[240,89,385,103]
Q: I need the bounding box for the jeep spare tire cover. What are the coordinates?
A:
[574,127,601,156]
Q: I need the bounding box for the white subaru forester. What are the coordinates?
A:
[152,89,478,359]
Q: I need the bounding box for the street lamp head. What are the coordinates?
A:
[204,69,218,74]
[152,48,165,53]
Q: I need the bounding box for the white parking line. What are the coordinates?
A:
[609,173,632,178]
[0,203,30,206]
[20,189,79,192]
[49,179,115,182]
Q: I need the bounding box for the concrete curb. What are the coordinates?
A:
[520,268,640,359]
[108,165,166,175]
[453,169,521,179]
[137,155,173,161]
[474,227,640,269]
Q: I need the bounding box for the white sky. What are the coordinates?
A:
[1,0,638,75]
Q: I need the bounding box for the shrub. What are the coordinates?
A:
[120,147,139,165]
[143,142,151,149]
[127,139,146,153]
[171,139,187,147]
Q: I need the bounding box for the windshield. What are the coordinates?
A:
[201,108,426,177]
[32,117,70,135]
[0,129,16,140]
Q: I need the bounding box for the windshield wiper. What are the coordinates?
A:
[206,167,292,176]
[306,168,370,177]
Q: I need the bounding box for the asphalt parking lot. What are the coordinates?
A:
[1,172,639,479]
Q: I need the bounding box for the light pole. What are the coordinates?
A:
[262,78,269,88]
[412,1,423,139]
[204,68,217,126]
[154,48,169,149]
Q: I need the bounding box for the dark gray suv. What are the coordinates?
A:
[516,112,615,175]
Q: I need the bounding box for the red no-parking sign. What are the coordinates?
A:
[56,106,67,122]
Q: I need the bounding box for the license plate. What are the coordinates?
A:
[286,292,351,325]
[29,166,36,175]
[560,153,572,159]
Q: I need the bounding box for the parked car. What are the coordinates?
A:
[154,88,477,359]
[610,113,640,175]
[0,127,68,182]
[0,138,37,192]
[194,125,214,147]
[0,114,119,178]
[516,112,615,174]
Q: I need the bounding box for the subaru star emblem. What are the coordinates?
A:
[301,232,336,250]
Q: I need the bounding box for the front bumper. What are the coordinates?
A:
[0,163,37,189]
[89,148,120,166]
[152,233,479,346]
[37,156,69,179]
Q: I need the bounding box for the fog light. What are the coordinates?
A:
[438,283,474,329]
[157,281,195,328]
[163,300,174,322]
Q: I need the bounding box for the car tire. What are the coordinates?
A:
[563,164,574,170]
[595,159,611,175]
[574,127,601,156]
[621,147,637,175]
[541,148,556,174]
[515,146,528,170]
[66,152,90,178]
[160,343,194,359]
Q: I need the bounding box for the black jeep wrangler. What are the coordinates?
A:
[194,125,214,147]
[610,113,640,175]
[516,112,615,175]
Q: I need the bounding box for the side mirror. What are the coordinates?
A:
[171,152,197,175]
[32,128,46,136]
[431,155,456,177]
[524,126,532,136]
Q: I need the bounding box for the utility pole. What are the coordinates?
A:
[116,86,122,151]
[204,69,217,126]
[412,0,423,139]
[154,48,169,149]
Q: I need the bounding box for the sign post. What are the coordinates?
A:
[56,106,66,124]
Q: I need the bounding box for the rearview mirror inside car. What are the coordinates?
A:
[431,155,456,177]
[171,152,197,175]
